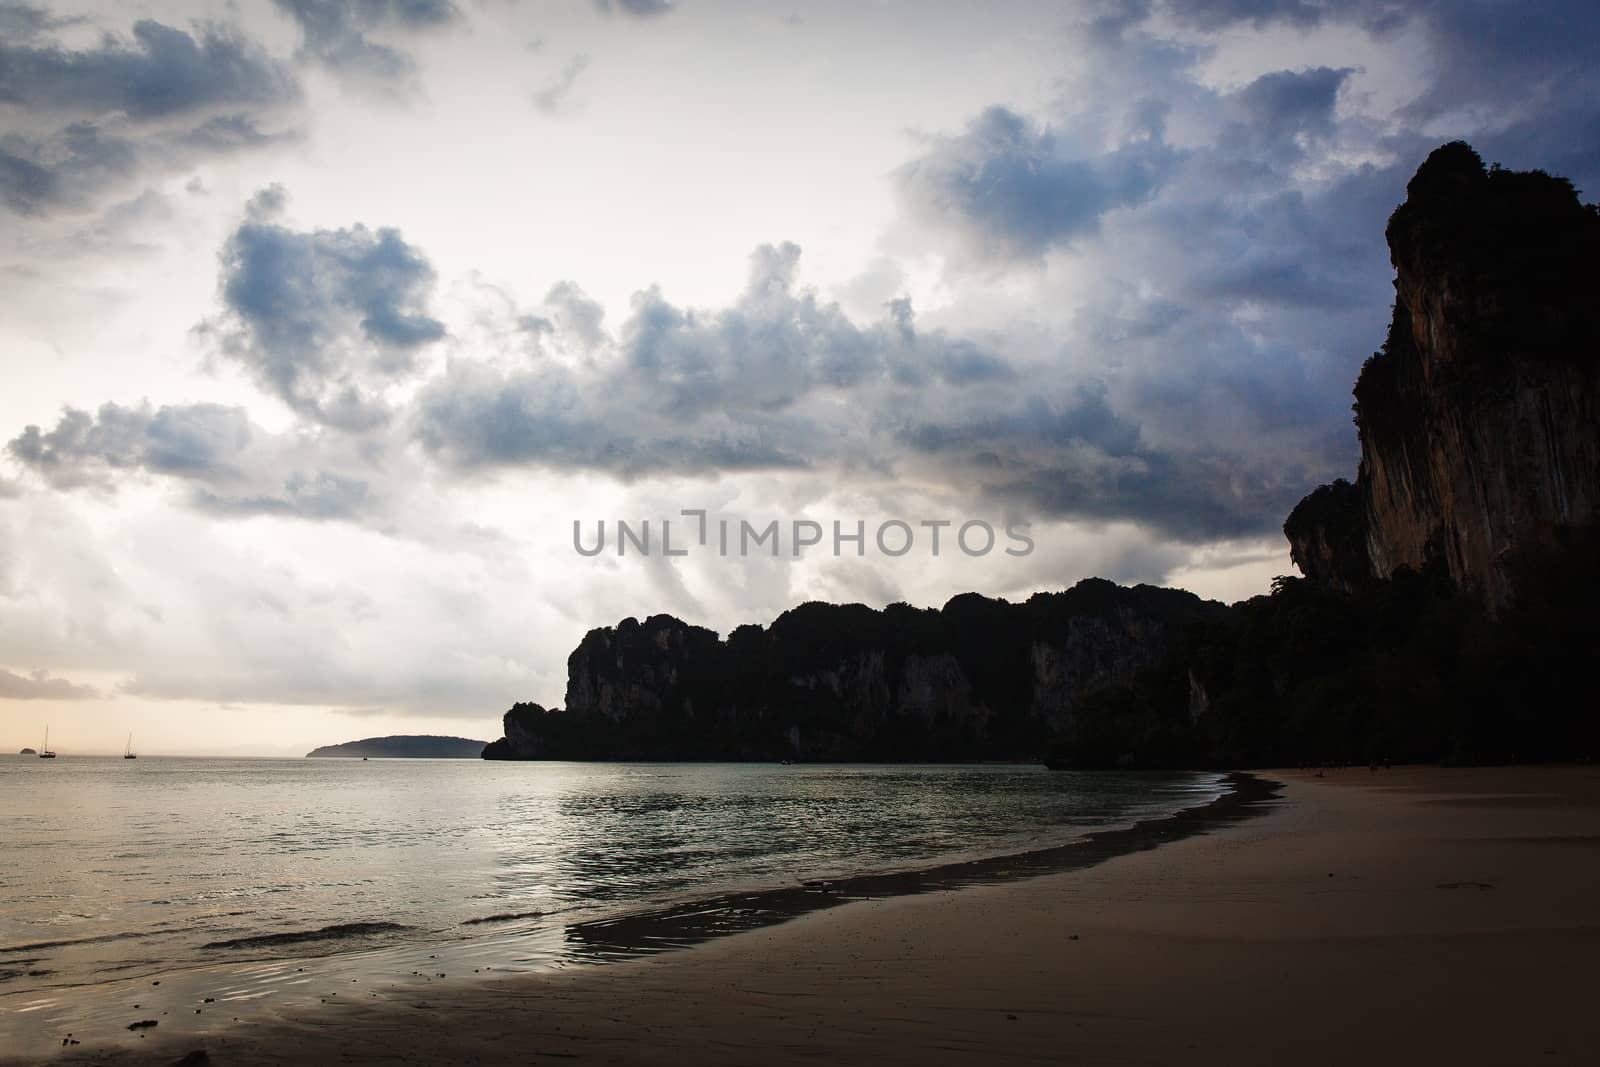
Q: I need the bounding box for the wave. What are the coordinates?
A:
[201,921,412,950]
[0,931,159,954]
[460,910,544,926]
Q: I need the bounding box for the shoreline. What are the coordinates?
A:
[16,765,1600,1065]
[1,769,1241,1059]
[559,770,1266,962]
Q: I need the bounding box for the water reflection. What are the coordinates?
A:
[0,758,1241,1057]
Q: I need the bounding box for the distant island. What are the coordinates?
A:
[18,748,35,755]
[306,735,488,759]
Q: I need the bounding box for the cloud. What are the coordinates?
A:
[543,279,607,350]
[413,242,1019,478]
[412,354,815,479]
[1154,1,1600,196]
[0,492,558,717]
[0,1,75,40]
[1160,0,1399,32]
[0,19,298,120]
[878,13,1424,532]
[404,237,1317,540]
[894,105,1178,266]
[0,667,98,700]
[533,54,592,114]
[596,0,675,18]
[0,16,299,217]
[1223,66,1353,160]
[272,0,460,98]
[893,386,1310,540]
[6,401,384,521]
[205,192,446,429]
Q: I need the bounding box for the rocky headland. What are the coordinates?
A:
[483,580,1227,762]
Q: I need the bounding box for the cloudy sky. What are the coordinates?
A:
[2,0,1595,755]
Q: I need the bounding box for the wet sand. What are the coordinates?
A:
[19,766,1600,1066]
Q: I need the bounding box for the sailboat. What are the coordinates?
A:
[39,727,56,759]
[124,732,137,760]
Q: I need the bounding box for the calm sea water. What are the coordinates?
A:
[0,757,1221,1054]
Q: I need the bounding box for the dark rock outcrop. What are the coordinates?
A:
[483,579,1230,761]
[1283,479,1369,593]
[306,735,489,759]
[1290,142,1600,607]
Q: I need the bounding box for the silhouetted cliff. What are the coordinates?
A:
[482,580,1230,762]
[1291,142,1600,606]
[1283,479,1369,593]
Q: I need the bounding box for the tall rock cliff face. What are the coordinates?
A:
[1289,143,1600,606]
[483,579,1231,761]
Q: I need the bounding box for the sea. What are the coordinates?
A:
[0,756,1226,1057]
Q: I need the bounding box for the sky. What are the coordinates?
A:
[2,0,1597,756]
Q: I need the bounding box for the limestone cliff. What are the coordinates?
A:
[1289,143,1600,606]
[483,579,1230,761]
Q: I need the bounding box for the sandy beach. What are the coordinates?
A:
[19,766,1600,1066]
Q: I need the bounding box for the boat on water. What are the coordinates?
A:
[39,727,56,759]
[124,732,137,760]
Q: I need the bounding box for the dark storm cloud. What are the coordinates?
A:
[1162,0,1600,195]
[272,0,459,95]
[895,105,1178,264]
[882,9,1444,535]
[209,195,445,429]
[0,19,298,119]
[993,452,1301,542]
[618,242,879,414]
[412,241,1024,479]
[0,16,299,217]
[1400,2,1600,198]
[0,116,298,217]
[1160,0,1393,31]
[414,242,1017,477]
[414,361,813,478]
[1225,66,1352,152]
[1162,162,1399,310]
[5,402,379,520]
[7,403,251,488]
[0,667,98,700]
[0,121,138,216]
[896,388,1302,540]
